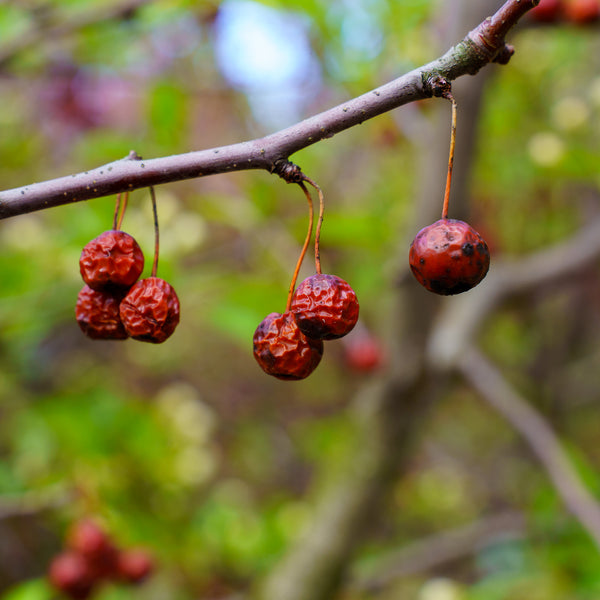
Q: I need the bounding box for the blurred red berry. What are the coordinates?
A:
[343,331,384,373]
[48,551,95,600]
[564,0,600,22]
[66,519,118,579]
[529,0,563,21]
[79,230,144,292]
[116,549,155,584]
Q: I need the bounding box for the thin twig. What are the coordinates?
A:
[458,347,600,551]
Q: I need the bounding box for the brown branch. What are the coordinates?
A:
[0,0,538,220]
[352,511,525,592]
[458,348,600,551]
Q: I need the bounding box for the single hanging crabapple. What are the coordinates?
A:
[290,273,359,340]
[253,312,324,380]
[79,230,144,292]
[409,218,490,295]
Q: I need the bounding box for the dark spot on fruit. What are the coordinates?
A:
[462,242,474,256]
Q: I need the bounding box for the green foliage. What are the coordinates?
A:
[0,1,599,599]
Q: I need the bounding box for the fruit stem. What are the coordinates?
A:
[286,181,314,312]
[112,192,130,230]
[112,193,122,230]
[150,186,159,278]
[441,95,457,220]
[302,175,324,275]
[116,192,129,230]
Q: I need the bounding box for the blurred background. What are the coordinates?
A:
[0,0,600,599]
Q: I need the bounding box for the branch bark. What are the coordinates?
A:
[0,0,538,220]
[458,348,600,551]
[352,511,525,592]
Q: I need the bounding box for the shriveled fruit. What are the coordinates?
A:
[48,551,95,600]
[80,230,144,292]
[119,277,180,343]
[116,549,155,584]
[409,218,490,295]
[253,312,323,380]
[75,286,128,340]
[290,274,359,340]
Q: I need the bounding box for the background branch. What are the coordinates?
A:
[352,511,525,592]
[458,348,600,550]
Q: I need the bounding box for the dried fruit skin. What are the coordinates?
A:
[116,549,155,584]
[119,277,180,343]
[409,218,490,295]
[80,230,144,292]
[48,552,95,600]
[253,312,324,380]
[75,286,128,340]
[291,274,359,340]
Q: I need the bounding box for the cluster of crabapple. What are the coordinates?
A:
[75,190,180,344]
[48,519,154,599]
[253,180,360,380]
[408,94,491,296]
[529,0,600,24]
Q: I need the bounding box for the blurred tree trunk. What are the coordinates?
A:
[258,2,500,600]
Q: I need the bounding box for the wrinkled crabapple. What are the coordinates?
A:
[253,312,324,380]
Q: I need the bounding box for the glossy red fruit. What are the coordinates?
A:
[119,277,180,343]
[67,519,118,579]
[564,0,600,22]
[409,218,490,295]
[79,230,144,292]
[290,274,359,340]
[116,549,155,584]
[529,0,563,21]
[48,551,95,600]
[253,312,324,380]
[75,285,128,340]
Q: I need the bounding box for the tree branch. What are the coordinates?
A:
[0,0,538,220]
[352,511,525,592]
[458,348,600,551]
